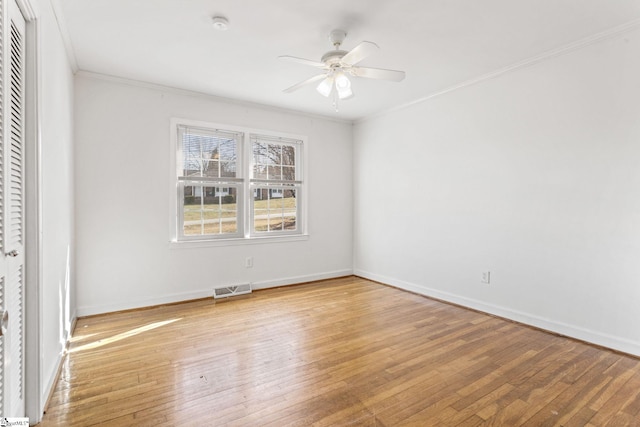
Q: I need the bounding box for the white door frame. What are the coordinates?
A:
[14,0,42,422]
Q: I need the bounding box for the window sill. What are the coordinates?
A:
[169,234,310,249]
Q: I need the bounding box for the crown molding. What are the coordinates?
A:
[359,18,640,124]
[75,70,353,125]
[48,0,78,72]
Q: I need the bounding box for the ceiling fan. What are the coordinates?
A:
[279,29,405,110]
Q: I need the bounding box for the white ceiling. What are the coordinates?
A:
[57,0,640,121]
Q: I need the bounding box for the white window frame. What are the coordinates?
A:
[170,118,308,246]
[175,124,244,241]
[249,134,303,237]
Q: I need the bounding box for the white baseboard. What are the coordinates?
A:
[42,349,64,408]
[251,269,353,290]
[76,289,212,317]
[354,269,640,357]
[37,329,72,424]
[76,269,353,317]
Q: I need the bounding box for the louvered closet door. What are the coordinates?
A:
[0,0,26,417]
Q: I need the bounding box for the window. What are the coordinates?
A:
[173,120,305,242]
[177,126,243,239]
[250,134,301,234]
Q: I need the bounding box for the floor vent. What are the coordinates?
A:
[213,283,252,299]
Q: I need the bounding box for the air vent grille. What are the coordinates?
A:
[213,283,252,299]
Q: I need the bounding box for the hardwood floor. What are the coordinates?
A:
[38,276,640,426]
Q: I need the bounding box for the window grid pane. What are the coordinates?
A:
[183,185,239,236]
[251,138,299,182]
[253,187,297,233]
[181,128,239,179]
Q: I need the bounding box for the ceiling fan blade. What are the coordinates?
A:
[340,41,379,66]
[283,74,327,93]
[351,66,406,82]
[278,55,326,68]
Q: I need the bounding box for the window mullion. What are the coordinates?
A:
[200,187,205,235]
[217,189,222,234]
[244,132,252,238]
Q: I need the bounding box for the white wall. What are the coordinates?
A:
[74,74,353,315]
[354,27,640,356]
[28,0,75,419]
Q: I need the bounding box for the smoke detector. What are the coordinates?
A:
[212,16,229,31]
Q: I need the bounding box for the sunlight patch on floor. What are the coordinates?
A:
[68,318,182,353]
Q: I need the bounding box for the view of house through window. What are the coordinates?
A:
[175,122,304,241]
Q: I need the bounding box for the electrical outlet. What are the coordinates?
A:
[481,271,490,284]
[245,257,253,268]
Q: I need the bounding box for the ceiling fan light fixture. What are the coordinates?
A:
[337,86,353,100]
[316,75,335,97]
[335,72,353,99]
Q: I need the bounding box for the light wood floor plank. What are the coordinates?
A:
[36,276,640,426]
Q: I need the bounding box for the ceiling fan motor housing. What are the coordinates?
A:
[321,50,348,65]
